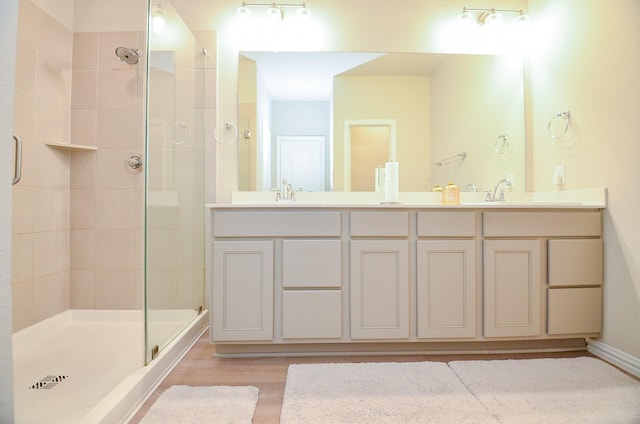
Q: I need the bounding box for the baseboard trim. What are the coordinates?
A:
[588,339,640,378]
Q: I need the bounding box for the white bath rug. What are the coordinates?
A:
[280,361,498,424]
[449,357,640,424]
[139,385,259,424]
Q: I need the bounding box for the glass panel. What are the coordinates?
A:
[145,0,206,364]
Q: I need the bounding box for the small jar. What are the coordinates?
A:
[432,184,443,192]
[442,182,460,205]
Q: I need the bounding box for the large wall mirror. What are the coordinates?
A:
[238,51,526,193]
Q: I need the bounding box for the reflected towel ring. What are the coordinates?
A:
[214,122,238,145]
[547,110,571,140]
[494,133,510,154]
[172,121,191,145]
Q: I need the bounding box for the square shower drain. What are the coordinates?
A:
[29,375,69,390]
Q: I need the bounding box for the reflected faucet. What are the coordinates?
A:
[486,178,512,202]
[275,179,295,201]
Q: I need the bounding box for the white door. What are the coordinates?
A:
[276,136,326,191]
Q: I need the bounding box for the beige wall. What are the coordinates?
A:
[528,0,640,359]
[333,75,430,191]
[430,55,525,191]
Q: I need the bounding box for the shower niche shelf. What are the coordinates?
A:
[45,142,98,152]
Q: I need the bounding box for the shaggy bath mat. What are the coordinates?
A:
[139,385,258,424]
[280,361,498,424]
[448,357,640,424]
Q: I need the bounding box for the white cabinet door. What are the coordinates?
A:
[212,241,273,341]
[350,240,409,339]
[484,240,542,337]
[417,240,477,338]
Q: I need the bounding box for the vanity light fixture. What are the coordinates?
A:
[151,3,167,34]
[458,7,528,26]
[236,2,310,20]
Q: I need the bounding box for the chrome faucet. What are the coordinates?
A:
[486,178,512,202]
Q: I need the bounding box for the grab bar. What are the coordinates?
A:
[12,134,22,185]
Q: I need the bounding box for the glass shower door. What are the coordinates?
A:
[145,0,206,364]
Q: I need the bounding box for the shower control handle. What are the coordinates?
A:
[126,155,143,171]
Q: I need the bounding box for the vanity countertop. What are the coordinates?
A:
[206,188,606,209]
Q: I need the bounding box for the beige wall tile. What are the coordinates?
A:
[38,8,73,69]
[70,151,96,189]
[72,32,99,71]
[71,70,97,109]
[32,146,69,189]
[12,185,33,235]
[70,270,96,309]
[12,279,35,331]
[70,229,95,270]
[95,189,135,229]
[13,89,35,141]
[33,230,69,278]
[145,269,178,309]
[70,189,96,229]
[17,0,39,49]
[96,109,138,149]
[33,271,70,321]
[95,229,136,270]
[97,69,139,109]
[95,270,135,309]
[34,54,71,143]
[32,188,69,232]
[71,109,97,146]
[15,44,37,95]
[12,234,33,284]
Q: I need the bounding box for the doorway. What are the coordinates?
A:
[344,119,397,191]
[275,135,326,192]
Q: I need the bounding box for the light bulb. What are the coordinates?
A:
[296,7,311,19]
[236,5,252,18]
[514,13,530,26]
[152,7,166,34]
[457,9,474,25]
[266,6,282,20]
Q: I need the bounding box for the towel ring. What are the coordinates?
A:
[214,122,238,145]
[494,133,510,154]
[547,110,571,140]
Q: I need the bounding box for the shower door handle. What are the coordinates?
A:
[12,134,22,185]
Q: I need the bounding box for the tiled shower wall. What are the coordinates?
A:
[69,30,146,310]
[12,0,73,331]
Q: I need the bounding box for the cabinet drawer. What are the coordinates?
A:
[282,290,342,339]
[483,211,601,237]
[417,211,476,237]
[548,239,602,287]
[350,211,408,236]
[283,240,342,288]
[548,287,602,335]
[213,211,341,237]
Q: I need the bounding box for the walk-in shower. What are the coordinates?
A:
[10,0,210,422]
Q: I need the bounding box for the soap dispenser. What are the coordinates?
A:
[442,182,460,205]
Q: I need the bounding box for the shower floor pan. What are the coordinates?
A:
[13,309,208,424]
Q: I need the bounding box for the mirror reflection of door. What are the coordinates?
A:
[350,126,390,191]
[276,136,326,192]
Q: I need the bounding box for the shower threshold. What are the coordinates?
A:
[12,309,208,424]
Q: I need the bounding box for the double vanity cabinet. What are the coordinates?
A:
[209,202,603,355]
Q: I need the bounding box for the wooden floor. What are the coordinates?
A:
[128,334,601,423]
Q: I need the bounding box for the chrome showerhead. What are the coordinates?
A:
[115,47,141,65]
